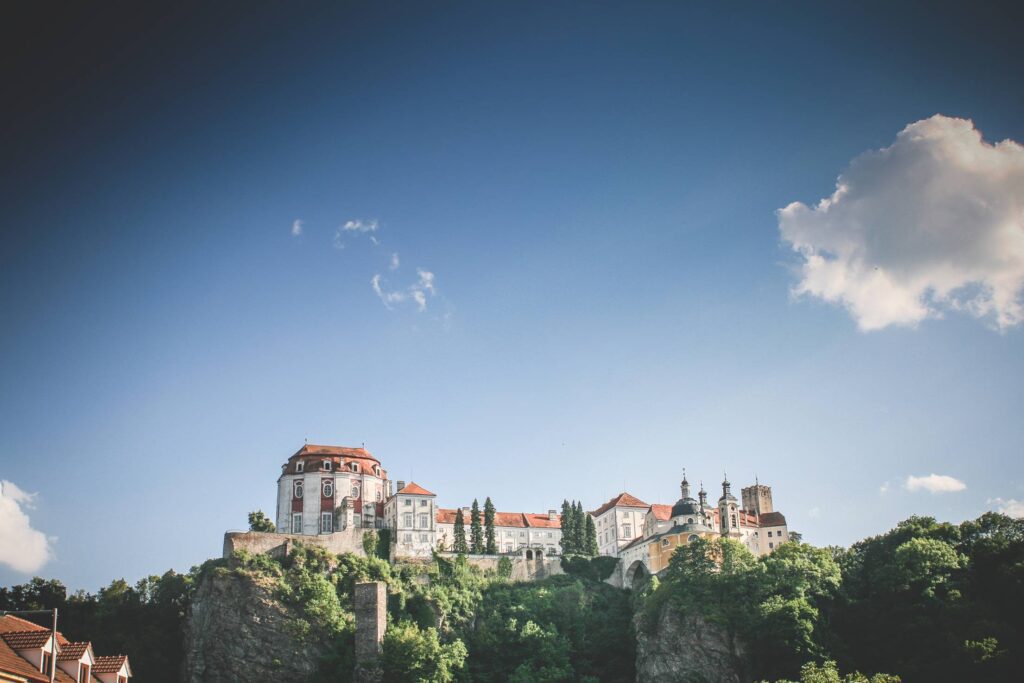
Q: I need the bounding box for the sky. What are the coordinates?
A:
[2,1,1023,591]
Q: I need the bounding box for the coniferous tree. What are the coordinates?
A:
[572,501,586,552]
[470,498,484,554]
[585,514,599,556]
[452,508,468,553]
[559,500,575,554]
[484,497,497,554]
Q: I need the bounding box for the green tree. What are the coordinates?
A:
[584,514,599,556]
[452,509,468,554]
[381,620,467,682]
[470,499,484,554]
[572,501,586,552]
[484,497,497,554]
[559,500,575,554]
[248,510,275,532]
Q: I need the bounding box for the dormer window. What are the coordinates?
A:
[349,462,359,473]
[322,460,332,471]
[41,651,52,674]
[295,461,304,473]
[373,465,381,476]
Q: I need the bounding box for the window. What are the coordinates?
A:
[404,513,413,527]
[293,481,303,498]
[403,533,412,542]
[419,513,429,528]
[349,462,359,472]
[662,539,670,547]
[420,533,429,542]
[519,531,525,537]
[404,498,412,506]
[322,480,334,498]
[79,664,90,683]
[622,524,632,538]
[767,531,773,537]
[547,532,553,537]
[505,530,513,537]
[41,651,52,674]
[688,534,699,542]
[351,485,360,498]
[376,490,382,501]
[321,512,333,533]
[419,499,428,506]
[373,466,381,476]
[687,518,694,524]
[322,459,332,471]
[295,460,304,473]
[505,543,513,553]
[292,513,302,533]
[769,542,774,549]
[731,514,737,527]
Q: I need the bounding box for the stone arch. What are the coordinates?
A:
[624,559,650,589]
[525,548,535,560]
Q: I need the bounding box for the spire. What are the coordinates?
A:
[698,480,708,506]
[680,468,691,500]
[722,472,731,496]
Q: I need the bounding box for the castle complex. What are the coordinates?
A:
[272,444,789,584]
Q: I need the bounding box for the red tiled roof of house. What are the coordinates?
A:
[92,655,129,674]
[436,508,561,529]
[649,504,672,521]
[1,630,53,650]
[57,642,91,661]
[758,511,787,527]
[590,492,649,517]
[291,444,380,462]
[0,615,47,633]
[396,482,434,496]
[0,637,50,682]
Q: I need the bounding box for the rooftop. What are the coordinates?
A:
[591,492,649,517]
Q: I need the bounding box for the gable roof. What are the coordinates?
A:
[590,492,649,517]
[1,631,53,650]
[649,504,672,521]
[757,511,787,527]
[396,482,435,496]
[435,508,561,529]
[92,655,129,675]
[57,642,91,661]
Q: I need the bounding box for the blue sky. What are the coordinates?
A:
[2,2,1023,590]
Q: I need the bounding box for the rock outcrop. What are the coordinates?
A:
[183,569,335,682]
[635,603,747,683]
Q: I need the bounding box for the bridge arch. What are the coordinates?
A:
[624,559,650,589]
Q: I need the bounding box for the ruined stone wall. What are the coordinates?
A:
[222,529,367,559]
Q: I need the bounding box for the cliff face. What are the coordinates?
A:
[183,569,335,682]
[635,603,747,683]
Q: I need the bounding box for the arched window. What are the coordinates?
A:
[294,481,303,499]
[687,518,694,524]
[351,485,360,498]
[688,534,699,542]
[322,480,334,498]
[322,460,332,471]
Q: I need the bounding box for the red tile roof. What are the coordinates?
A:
[590,492,649,517]
[0,615,47,633]
[287,444,388,478]
[0,636,51,682]
[1,631,53,650]
[436,508,561,529]
[396,482,435,496]
[92,655,129,674]
[57,642,91,661]
[757,511,787,527]
[291,444,380,462]
[649,504,672,521]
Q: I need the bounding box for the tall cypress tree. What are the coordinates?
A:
[470,498,484,554]
[484,497,497,554]
[572,501,586,552]
[559,499,575,554]
[453,508,467,553]
[585,514,599,556]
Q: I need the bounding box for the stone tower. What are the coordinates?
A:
[741,482,773,515]
[718,475,740,538]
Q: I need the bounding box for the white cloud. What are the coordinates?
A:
[0,480,54,573]
[370,268,437,312]
[342,219,379,233]
[989,498,1024,518]
[778,115,1024,331]
[879,481,891,495]
[390,253,400,271]
[291,219,303,237]
[904,473,966,494]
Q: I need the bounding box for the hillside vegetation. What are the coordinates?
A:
[2,512,1022,682]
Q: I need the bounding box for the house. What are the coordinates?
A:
[0,614,130,683]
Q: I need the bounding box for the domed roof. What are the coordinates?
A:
[670,496,703,518]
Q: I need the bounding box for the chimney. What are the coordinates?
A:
[396,480,405,493]
[548,509,557,521]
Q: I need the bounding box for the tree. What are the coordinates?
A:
[572,501,586,553]
[584,514,599,556]
[453,509,468,554]
[248,510,275,532]
[559,500,575,554]
[484,497,497,554]
[470,499,484,554]
[381,621,467,682]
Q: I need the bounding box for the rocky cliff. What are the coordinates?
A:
[635,602,748,683]
[183,568,336,682]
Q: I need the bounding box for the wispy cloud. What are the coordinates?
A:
[0,480,54,573]
[342,218,379,233]
[370,268,438,312]
[291,219,303,237]
[390,253,400,271]
[779,115,1024,331]
[904,473,966,494]
[989,498,1024,518]
[879,481,891,495]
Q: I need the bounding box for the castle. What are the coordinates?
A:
[271,444,788,584]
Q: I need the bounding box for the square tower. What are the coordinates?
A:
[741,483,773,515]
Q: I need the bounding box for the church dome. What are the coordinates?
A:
[670,496,703,519]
